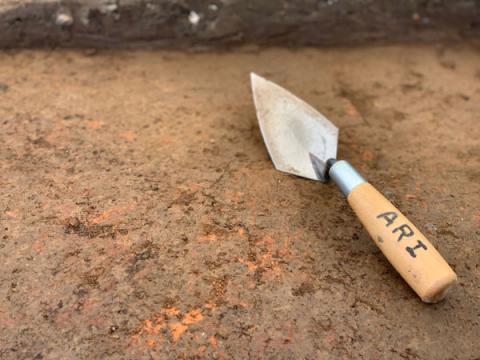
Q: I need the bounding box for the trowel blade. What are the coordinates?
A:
[250,73,339,181]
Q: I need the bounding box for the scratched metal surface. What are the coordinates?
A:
[0,46,479,359]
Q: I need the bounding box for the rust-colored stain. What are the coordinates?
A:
[90,203,136,224]
[361,149,374,162]
[237,229,300,279]
[86,120,102,129]
[160,135,173,145]
[238,258,258,271]
[209,335,218,349]
[204,301,216,310]
[146,339,157,349]
[144,318,164,336]
[344,99,360,117]
[169,322,188,342]
[198,233,218,242]
[130,316,165,349]
[119,130,136,142]
[32,239,44,253]
[161,307,180,316]
[182,309,203,325]
[473,212,480,227]
[131,307,205,347]
[4,210,18,218]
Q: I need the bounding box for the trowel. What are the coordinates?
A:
[250,73,457,303]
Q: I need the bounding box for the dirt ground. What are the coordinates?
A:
[0,45,479,359]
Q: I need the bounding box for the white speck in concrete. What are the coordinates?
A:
[146,3,157,11]
[188,11,200,26]
[56,12,74,27]
[208,4,218,12]
[105,4,118,13]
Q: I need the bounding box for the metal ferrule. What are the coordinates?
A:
[329,160,366,196]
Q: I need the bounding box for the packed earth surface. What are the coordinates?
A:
[0,45,479,359]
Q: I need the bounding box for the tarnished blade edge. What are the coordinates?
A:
[309,152,328,182]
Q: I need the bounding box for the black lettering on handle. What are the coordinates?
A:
[393,224,414,242]
[406,240,427,258]
[377,212,398,227]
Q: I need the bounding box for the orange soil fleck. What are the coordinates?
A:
[199,233,218,242]
[473,212,480,226]
[86,120,102,129]
[5,210,18,218]
[143,318,164,335]
[160,135,173,145]
[169,322,188,342]
[262,234,274,246]
[204,301,217,310]
[91,203,135,224]
[32,239,44,253]
[162,307,180,316]
[344,99,359,117]
[182,309,203,325]
[119,130,136,142]
[128,317,166,349]
[133,307,205,346]
[238,258,257,271]
[361,149,374,162]
[209,335,218,349]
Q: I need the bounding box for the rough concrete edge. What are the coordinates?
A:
[0,0,479,49]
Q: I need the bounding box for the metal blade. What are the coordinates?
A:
[250,73,339,181]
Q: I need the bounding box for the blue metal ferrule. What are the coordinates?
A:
[328,160,366,196]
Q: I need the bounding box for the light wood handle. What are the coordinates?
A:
[348,182,457,302]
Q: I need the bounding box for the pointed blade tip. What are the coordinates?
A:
[250,72,267,92]
[250,72,262,80]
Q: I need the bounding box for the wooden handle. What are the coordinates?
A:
[348,182,457,302]
[328,160,457,303]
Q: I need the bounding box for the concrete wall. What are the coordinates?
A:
[0,0,479,48]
